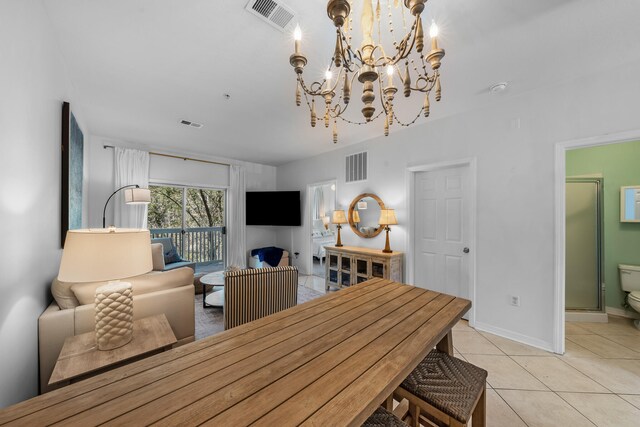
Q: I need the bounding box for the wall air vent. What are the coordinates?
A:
[179,119,204,129]
[346,151,368,183]
[245,0,296,32]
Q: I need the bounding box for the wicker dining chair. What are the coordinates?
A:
[393,349,487,427]
[362,407,409,427]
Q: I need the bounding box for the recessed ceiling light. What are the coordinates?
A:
[489,82,508,93]
[223,93,231,100]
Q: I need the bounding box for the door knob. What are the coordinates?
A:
[463,247,470,253]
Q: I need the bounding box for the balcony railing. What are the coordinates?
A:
[149,227,225,265]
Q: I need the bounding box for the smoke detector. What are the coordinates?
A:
[489,82,509,94]
[245,0,296,32]
[179,119,204,129]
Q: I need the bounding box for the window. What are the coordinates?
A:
[148,185,226,272]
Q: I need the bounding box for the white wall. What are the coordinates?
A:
[86,136,278,256]
[0,0,86,408]
[276,58,640,351]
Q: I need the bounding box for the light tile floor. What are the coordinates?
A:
[299,276,640,426]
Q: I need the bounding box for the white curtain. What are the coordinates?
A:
[114,147,150,228]
[228,164,246,269]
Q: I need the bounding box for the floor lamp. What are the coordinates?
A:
[102,185,151,228]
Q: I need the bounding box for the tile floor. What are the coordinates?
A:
[300,275,640,427]
[453,315,640,426]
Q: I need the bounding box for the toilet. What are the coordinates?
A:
[618,264,640,329]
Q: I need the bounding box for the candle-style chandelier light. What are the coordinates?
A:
[289,0,444,144]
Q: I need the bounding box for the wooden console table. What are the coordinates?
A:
[325,245,403,290]
[48,314,176,386]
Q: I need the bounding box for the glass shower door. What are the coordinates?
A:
[565,178,603,311]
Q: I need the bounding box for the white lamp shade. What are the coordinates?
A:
[58,228,153,282]
[378,209,398,226]
[124,188,151,204]
[322,216,330,226]
[332,210,347,224]
[352,210,361,223]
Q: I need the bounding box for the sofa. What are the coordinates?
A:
[224,266,298,329]
[39,245,195,394]
[151,237,196,271]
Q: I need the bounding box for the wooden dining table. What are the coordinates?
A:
[0,278,470,426]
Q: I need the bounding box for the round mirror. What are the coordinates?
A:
[348,193,386,238]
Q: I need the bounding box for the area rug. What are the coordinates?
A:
[194,285,325,340]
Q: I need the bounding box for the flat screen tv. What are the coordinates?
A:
[246,191,301,226]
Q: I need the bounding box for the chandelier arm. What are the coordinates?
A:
[298,75,326,97]
[410,69,440,93]
[338,27,364,67]
[411,75,436,92]
[393,18,419,62]
[329,102,346,119]
[383,25,415,64]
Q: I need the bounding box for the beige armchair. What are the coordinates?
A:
[224,266,298,329]
[38,244,195,394]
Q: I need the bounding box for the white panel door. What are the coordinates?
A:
[413,166,471,301]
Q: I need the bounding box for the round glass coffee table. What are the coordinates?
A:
[201,271,225,308]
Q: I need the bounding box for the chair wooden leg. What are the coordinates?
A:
[471,388,486,427]
[409,402,420,427]
[393,398,410,421]
[385,395,394,411]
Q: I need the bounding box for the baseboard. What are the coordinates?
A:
[606,306,640,319]
[472,321,555,353]
[565,311,608,323]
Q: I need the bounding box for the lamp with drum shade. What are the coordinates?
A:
[332,210,347,247]
[379,209,398,253]
[58,228,153,350]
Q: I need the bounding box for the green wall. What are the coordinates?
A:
[567,140,640,310]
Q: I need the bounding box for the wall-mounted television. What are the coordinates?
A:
[246,191,301,226]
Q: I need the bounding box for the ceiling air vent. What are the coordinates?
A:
[245,0,296,32]
[346,151,368,183]
[179,119,204,129]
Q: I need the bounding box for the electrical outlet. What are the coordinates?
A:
[509,295,521,307]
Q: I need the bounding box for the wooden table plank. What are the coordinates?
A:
[0,279,389,426]
[304,298,471,426]
[0,279,471,427]
[60,284,415,426]
[22,281,400,427]
[252,293,456,427]
[152,288,439,427]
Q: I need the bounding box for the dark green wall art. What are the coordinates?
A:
[61,102,83,247]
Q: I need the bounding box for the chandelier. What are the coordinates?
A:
[289,0,445,144]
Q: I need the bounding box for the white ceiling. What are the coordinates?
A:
[42,0,640,166]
